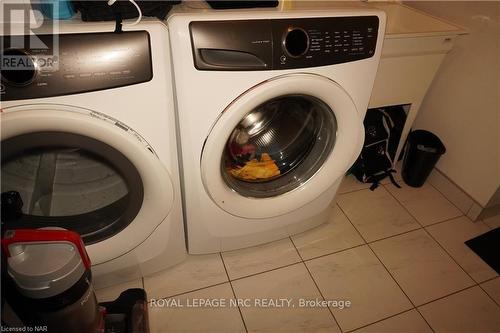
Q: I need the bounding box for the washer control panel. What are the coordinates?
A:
[1,31,152,101]
[190,16,379,71]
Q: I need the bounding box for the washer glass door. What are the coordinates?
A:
[223,94,337,198]
[1,132,143,245]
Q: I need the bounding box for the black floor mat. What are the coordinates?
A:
[465,227,500,274]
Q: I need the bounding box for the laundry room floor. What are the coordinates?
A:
[96,169,500,333]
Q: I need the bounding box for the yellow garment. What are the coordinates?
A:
[229,153,280,181]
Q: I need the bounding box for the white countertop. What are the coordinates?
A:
[180,0,468,38]
[284,1,467,38]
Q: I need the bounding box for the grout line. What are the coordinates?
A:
[380,183,463,229]
[423,227,492,287]
[365,226,422,245]
[302,243,367,263]
[415,214,466,228]
[338,187,371,195]
[289,236,305,262]
[337,203,436,333]
[337,177,371,195]
[219,252,249,333]
[334,202,425,251]
[288,235,305,261]
[478,275,500,285]
[415,308,436,333]
[382,185,500,310]
[312,210,473,257]
[146,280,229,303]
[414,307,435,332]
[289,236,344,333]
[478,282,500,309]
[416,284,481,308]
[383,183,479,283]
[464,203,474,219]
[344,308,425,333]
[338,197,461,247]
[228,260,303,283]
[366,243,417,306]
[243,180,492,327]
[366,241,437,333]
[335,204,368,244]
[302,260,345,333]
[422,222,500,309]
[426,177,474,216]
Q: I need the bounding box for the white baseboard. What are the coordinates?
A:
[427,168,485,221]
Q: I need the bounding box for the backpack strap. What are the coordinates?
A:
[369,181,380,191]
[387,170,402,188]
[368,169,401,191]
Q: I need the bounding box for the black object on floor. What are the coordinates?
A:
[465,227,500,274]
[402,130,446,187]
[100,288,149,333]
[351,108,400,190]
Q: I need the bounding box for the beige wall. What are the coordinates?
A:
[405,1,500,207]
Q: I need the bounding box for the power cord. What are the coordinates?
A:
[107,0,142,32]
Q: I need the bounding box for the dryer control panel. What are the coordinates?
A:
[190,16,379,71]
[1,31,152,101]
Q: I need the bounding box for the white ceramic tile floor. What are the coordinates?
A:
[370,229,475,306]
[418,286,500,332]
[149,283,246,333]
[306,245,413,332]
[385,182,462,226]
[352,309,432,333]
[222,238,301,280]
[481,277,500,305]
[231,263,341,333]
[336,186,420,242]
[426,216,498,283]
[93,176,500,332]
[291,204,365,260]
[143,253,228,299]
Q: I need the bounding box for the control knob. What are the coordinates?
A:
[1,49,37,86]
[283,27,310,58]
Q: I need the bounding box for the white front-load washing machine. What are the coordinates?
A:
[168,8,386,254]
[1,19,186,288]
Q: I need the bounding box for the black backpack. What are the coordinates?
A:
[351,108,401,190]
